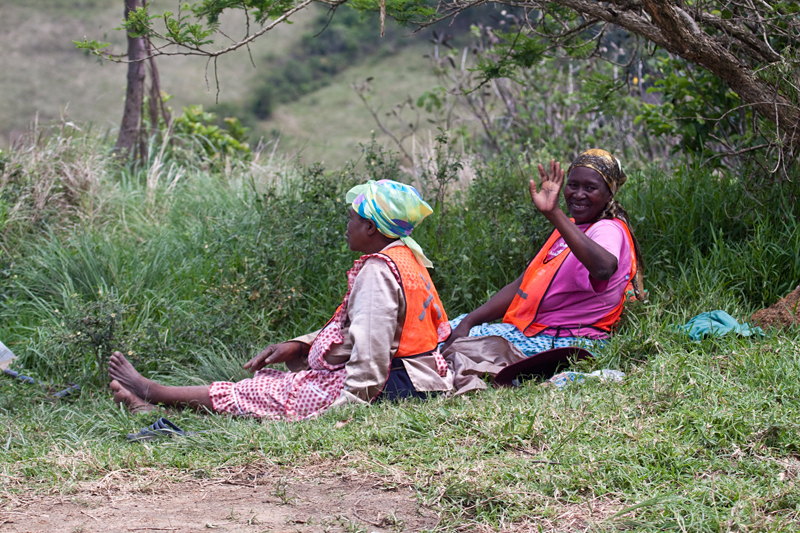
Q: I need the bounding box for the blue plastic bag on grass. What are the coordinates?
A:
[678,310,763,340]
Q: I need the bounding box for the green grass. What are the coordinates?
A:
[2,327,799,530]
[1,130,800,530]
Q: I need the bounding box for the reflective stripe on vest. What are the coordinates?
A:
[503,218,637,337]
[381,246,450,357]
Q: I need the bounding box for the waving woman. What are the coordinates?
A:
[445,149,643,360]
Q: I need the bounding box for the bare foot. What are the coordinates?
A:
[110,380,155,413]
[108,351,153,401]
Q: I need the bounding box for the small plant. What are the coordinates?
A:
[422,128,464,244]
[382,510,406,532]
[273,477,296,505]
[336,516,368,533]
[66,302,125,380]
[171,105,251,167]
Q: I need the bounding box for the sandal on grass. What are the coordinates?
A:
[126,417,188,442]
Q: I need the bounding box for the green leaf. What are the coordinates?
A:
[74,39,111,52]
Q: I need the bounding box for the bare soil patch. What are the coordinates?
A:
[0,467,438,533]
[751,285,800,330]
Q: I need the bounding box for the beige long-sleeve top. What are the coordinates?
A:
[287,241,453,407]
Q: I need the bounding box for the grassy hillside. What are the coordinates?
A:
[0,0,292,140]
[0,2,297,136]
[0,0,447,165]
[259,42,441,167]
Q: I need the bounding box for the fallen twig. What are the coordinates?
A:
[80,509,101,522]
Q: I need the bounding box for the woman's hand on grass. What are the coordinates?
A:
[530,159,565,218]
[441,319,474,352]
[244,341,309,373]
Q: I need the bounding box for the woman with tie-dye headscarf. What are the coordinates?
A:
[108,180,453,422]
[444,149,643,372]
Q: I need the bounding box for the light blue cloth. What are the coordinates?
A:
[678,310,763,340]
[447,313,603,357]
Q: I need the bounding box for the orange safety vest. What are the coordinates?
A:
[503,218,637,337]
[380,245,449,357]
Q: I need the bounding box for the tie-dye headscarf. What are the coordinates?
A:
[567,148,644,298]
[346,179,434,268]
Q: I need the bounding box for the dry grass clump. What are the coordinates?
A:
[0,121,109,249]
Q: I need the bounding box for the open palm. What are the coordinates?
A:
[529,160,565,215]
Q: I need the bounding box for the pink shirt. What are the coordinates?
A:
[533,219,632,339]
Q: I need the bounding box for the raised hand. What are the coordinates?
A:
[529,159,565,217]
[243,341,307,373]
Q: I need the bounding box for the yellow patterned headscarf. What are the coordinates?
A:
[567,148,627,221]
[568,148,626,194]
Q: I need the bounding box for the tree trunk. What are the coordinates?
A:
[114,0,146,159]
[638,0,800,149]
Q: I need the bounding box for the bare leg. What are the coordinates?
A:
[108,351,213,410]
[110,380,155,413]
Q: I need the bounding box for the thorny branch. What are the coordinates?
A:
[93,0,326,63]
[352,80,415,163]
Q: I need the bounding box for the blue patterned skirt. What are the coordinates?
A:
[448,314,603,357]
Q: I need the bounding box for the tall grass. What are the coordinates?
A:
[621,163,800,310]
[2,129,799,387]
[0,123,109,249]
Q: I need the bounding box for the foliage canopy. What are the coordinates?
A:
[77,0,800,177]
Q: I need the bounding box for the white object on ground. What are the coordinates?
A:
[548,369,625,390]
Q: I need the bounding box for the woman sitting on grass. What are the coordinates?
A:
[110,179,452,420]
[444,149,643,357]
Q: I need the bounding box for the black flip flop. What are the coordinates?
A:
[126,417,187,442]
[494,346,593,387]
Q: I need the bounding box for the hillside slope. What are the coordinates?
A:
[0,0,307,144]
[0,0,445,165]
[260,42,441,167]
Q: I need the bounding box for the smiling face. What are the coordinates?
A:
[564,166,613,224]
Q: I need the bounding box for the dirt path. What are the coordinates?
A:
[1,468,438,533]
